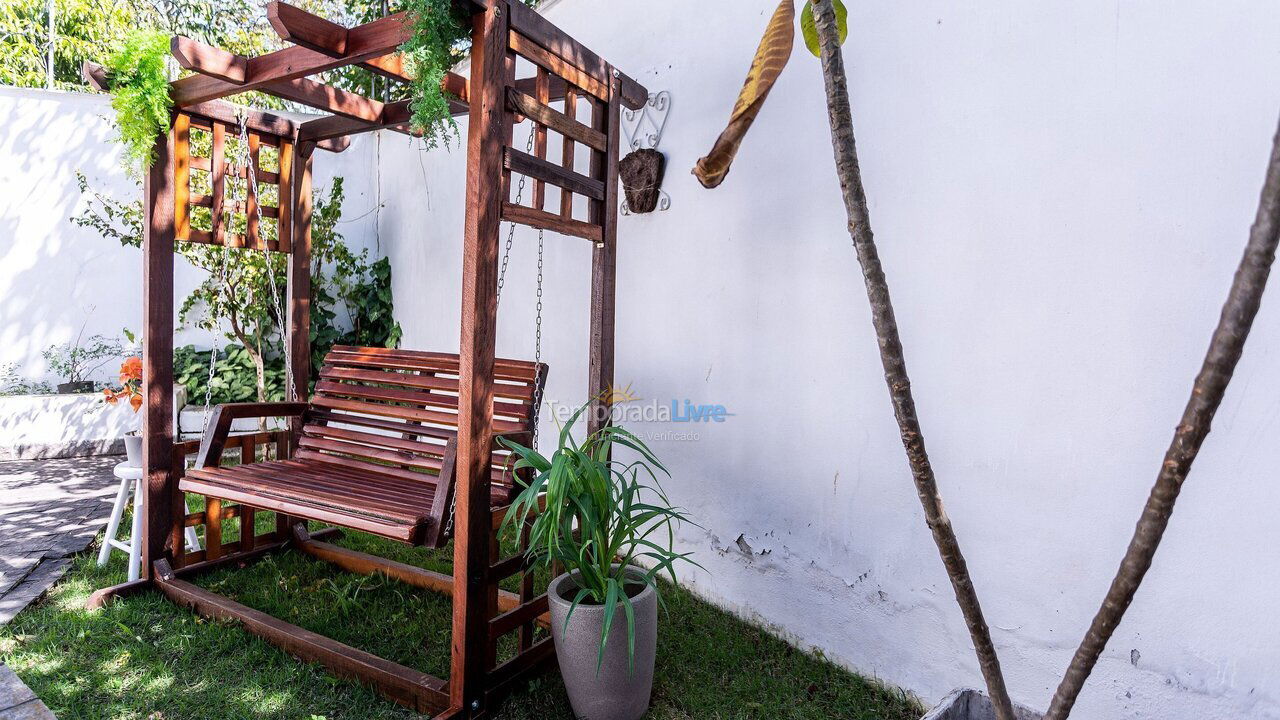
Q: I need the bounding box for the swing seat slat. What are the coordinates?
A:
[181,346,546,547]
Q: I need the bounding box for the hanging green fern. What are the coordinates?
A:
[399,0,471,150]
[104,29,172,169]
[400,0,538,150]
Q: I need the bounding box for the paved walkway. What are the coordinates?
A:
[0,456,118,624]
[0,456,118,719]
[0,665,55,719]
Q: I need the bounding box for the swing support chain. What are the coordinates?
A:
[445,122,546,539]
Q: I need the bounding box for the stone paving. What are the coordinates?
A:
[0,456,118,624]
[0,456,118,719]
[0,665,55,719]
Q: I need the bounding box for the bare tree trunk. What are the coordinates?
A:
[1044,118,1280,719]
[809,3,1015,718]
[226,303,269,405]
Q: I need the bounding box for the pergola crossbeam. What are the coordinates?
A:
[171,37,247,84]
[268,1,350,56]
[170,9,410,107]
[172,38,387,123]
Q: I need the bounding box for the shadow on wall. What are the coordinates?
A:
[0,394,136,460]
[0,90,134,382]
[0,88,222,385]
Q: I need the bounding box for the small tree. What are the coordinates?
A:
[41,314,122,387]
[74,173,400,404]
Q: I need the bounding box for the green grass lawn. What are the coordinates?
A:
[1,516,922,720]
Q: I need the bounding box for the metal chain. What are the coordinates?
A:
[235,111,296,402]
[446,123,541,540]
[495,125,538,305]
[531,229,544,450]
[200,239,233,432]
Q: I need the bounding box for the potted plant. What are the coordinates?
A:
[43,328,121,394]
[103,356,143,464]
[500,401,698,720]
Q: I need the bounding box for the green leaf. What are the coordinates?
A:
[801,0,848,58]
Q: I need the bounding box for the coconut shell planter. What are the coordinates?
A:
[619,148,666,214]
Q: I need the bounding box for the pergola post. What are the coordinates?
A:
[287,141,314,410]
[141,116,179,577]
[586,86,621,434]
[451,1,509,716]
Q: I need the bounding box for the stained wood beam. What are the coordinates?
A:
[171,36,246,84]
[504,147,605,200]
[182,98,296,137]
[268,77,384,122]
[362,53,413,83]
[266,4,414,86]
[296,93,472,143]
[170,12,410,107]
[170,36,384,123]
[506,0,648,110]
[267,1,349,56]
[155,567,449,714]
[505,87,605,151]
[175,97,351,153]
[268,1,569,102]
[85,527,343,609]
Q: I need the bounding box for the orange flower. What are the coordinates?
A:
[129,393,143,412]
[119,356,143,383]
[103,388,119,404]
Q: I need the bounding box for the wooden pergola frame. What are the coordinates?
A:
[84,2,647,717]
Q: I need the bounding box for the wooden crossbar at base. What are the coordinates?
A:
[291,528,550,630]
[86,526,344,610]
[155,562,450,715]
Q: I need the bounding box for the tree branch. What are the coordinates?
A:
[809,2,1015,717]
[1044,114,1280,719]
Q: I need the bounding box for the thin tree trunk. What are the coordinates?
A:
[809,3,1016,718]
[1044,118,1280,719]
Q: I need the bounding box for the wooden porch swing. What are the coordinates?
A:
[83,2,648,716]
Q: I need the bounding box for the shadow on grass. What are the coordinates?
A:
[1,523,922,720]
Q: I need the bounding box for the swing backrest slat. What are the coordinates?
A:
[297,345,546,503]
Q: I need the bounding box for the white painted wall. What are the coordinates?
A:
[0,86,383,388]
[376,2,1280,718]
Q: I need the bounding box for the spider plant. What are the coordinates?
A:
[498,399,698,672]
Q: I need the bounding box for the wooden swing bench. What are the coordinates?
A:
[82,0,647,715]
[182,345,545,548]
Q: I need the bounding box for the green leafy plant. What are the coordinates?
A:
[499,400,698,672]
[399,0,539,149]
[103,28,172,169]
[41,321,122,385]
[74,174,402,403]
[0,0,139,89]
[175,343,286,405]
[0,364,53,396]
[800,0,846,57]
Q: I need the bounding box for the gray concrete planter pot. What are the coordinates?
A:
[548,567,657,720]
[923,689,1043,720]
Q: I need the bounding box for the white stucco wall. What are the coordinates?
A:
[0,86,383,388]
[374,2,1280,718]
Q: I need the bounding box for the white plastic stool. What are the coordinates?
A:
[97,461,202,581]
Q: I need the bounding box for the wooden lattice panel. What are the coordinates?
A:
[498,22,620,245]
[174,112,294,253]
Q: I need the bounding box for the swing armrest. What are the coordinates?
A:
[428,430,535,539]
[194,402,309,470]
